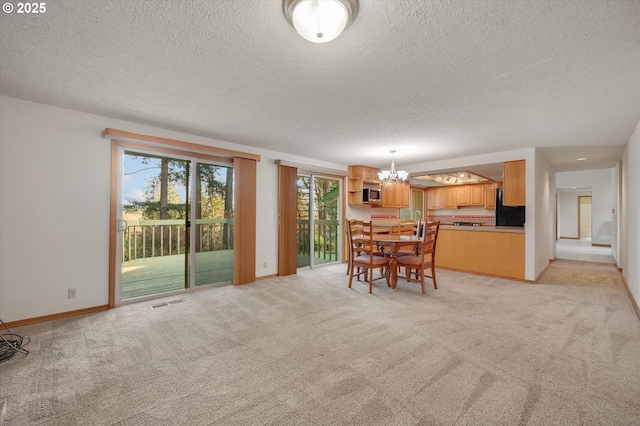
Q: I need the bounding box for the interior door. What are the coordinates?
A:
[400,189,425,220]
[579,196,592,239]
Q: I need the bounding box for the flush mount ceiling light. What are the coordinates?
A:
[378,150,408,184]
[283,0,358,43]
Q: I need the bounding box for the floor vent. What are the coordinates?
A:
[151,299,185,309]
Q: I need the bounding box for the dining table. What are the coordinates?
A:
[373,234,420,289]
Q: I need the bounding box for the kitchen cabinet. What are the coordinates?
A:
[456,184,484,207]
[428,187,443,209]
[348,164,408,208]
[437,229,525,280]
[380,182,410,208]
[443,186,458,209]
[456,185,470,206]
[348,165,380,205]
[428,183,493,210]
[484,183,501,210]
[469,185,485,206]
[361,166,379,182]
[503,160,525,206]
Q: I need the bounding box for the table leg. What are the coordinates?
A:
[390,252,398,289]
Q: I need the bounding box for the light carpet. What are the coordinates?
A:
[1,260,639,425]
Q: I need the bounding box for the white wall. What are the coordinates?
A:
[558,190,592,238]
[611,164,620,264]
[534,149,554,279]
[556,169,614,245]
[0,96,346,322]
[621,119,640,309]
[548,171,556,261]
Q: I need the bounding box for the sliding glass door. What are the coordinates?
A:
[118,149,233,301]
[194,163,234,286]
[296,174,341,268]
[120,152,189,299]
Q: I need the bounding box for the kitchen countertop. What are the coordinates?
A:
[439,225,525,233]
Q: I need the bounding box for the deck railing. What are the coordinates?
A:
[297,219,340,262]
[123,219,233,262]
[124,218,339,263]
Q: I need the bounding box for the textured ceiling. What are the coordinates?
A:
[1,0,639,173]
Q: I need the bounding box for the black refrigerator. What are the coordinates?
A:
[495,188,525,227]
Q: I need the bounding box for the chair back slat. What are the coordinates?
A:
[346,218,390,293]
[418,221,440,261]
[348,219,375,255]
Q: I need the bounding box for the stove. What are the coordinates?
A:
[452,222,482,227]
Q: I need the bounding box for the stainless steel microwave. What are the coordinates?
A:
[363,188,381,202]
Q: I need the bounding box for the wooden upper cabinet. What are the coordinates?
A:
[362,166,379,182]
[428,183,493,209]
[456,184,484,207]
[503,160,526,206]
[401,183,410,207]
[350,165,380,183]
[469,184,485,206]
[380,182,409,208]
[348,165,380,205]
[443,186,458,209]
[456,185,470,206]
[484,183,500,210]
[428,187,443,209]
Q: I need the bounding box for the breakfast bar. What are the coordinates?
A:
[435,225,526,280]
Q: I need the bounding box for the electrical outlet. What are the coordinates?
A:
[68,288,77,299]
[263,261,268,268]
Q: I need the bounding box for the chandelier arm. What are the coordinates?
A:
[379,150,407,184]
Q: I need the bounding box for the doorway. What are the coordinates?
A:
[296,174,341,268]
[117,149,234,301]
[578,196,592,239]
[400,189,425,220]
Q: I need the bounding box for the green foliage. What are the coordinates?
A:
[124,201,186,219]
[296,177,339,220]
[125,153,233,220]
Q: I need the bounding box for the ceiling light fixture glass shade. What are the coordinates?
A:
[378,150,408,184]
[283,0,358,43]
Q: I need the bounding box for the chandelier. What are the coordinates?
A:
[378,150,408,184]
[283,0,359,43]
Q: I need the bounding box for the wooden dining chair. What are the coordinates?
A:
[345,218,355,275]
[396,221,440,294]
[395,219,421,257]
[347,219,390,293]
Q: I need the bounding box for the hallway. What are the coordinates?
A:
[556,238,615,264]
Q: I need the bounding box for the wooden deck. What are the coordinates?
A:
[122,250,234,299]
[122,250,338,299]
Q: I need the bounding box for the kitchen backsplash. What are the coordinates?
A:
[370,213,496,226]
[428,214,495,226]
[370,214,400,227]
